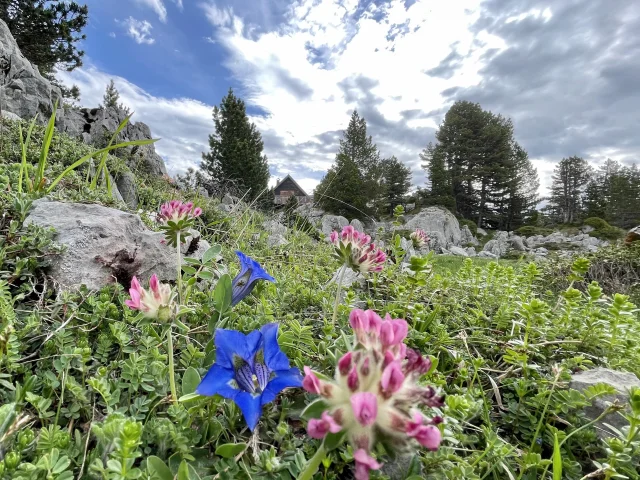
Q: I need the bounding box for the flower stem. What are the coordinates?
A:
[298,444,326,480]
[176,238,183,305]
[167,323,178,404]
[332,265,347,325]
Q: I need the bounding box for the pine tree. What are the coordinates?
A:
[379,156,412,212]
[420,142,454,209]
[548,156,592,224]
[315,154,368,219]
[201,88,270,201]
[0,0,88,78]
[102,79,120,108]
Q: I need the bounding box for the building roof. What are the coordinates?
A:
[274,174,309,197]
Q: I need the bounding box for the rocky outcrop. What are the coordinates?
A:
[115,171,138,210]
[569,368,640,438]
[24,199,209,291]
[56,106,167,177]
[350,218,364,232]
[448,245,469,257]
[404,207,462,250]
[263,219,288,248]
[483,231,509,257]
[321,215,349,237]
[460,225,479,246]
[0,19,61,120]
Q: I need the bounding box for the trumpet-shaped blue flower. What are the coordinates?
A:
[196,323,302,430]
[231,251,275,307]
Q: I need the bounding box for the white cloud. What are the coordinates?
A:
[121,17,156,45]
[109,32,116,38]
[133,0,168,22]
[58,66,214,176]
[198,0,496,192]
[172,0,184,11]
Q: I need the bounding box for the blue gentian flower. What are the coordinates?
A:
[231,251,275,307]
[196,323,302,430]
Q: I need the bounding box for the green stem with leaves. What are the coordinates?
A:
[332,265,347,325]
[167,323,178,405]
[298,444,326,480]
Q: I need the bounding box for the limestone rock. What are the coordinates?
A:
[221,193,238,205]
[0,19,61,120]
[449,245,469,257]
[321,214,349,237]
[56,106,167,177]
[328,267,364,289]
[509,235,527,251]
[263,219,287,236]
[295,204,325,226]
[476,227,488,236]
[466,247,477,257]
[460,225,479,246]
[569,368,640,438]
[267,234,288,248]
[404,207,461,247]
[350,218,365,232]
[478,251,498,259]
[483,231,509,257]
[24,199,208,291]
[115,171,138,210]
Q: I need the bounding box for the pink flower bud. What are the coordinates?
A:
[404,348,432,375]
[149,274,161,300]
[307,411,342,439]
[360,357,370,377]
[351,392,377,427]
[338,352,353,376]
[347,366,359,391]
[330,231,338,244]
[413,425,441,450]
[354,449,382,480]
[193,207,202,217]
[302,366,321,394]
[380,361,405,397]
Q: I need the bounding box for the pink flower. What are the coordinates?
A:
[307,411,342,439]
[302,366,321,394]
[354,449,383,480]
[125,275,173,320]
[404,349,432,376]
[406,412,442,450]
[329,231,338,243]
[410,229,429,248]
[380,361,405,397]
[330,225,386,274]
[158,200,202,224]
[338,352,353,375]
[347,366,359,391]
[351,392,377,427]
[380,316,409,348]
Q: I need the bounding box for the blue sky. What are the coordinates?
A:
[60,0,640,195]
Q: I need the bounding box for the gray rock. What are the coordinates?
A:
[535,247,548,255]
[294,204,325,226]
[328,266,364,289]
[321,214,349,237]
[115,171,138,210]
[24,199,207,291]
[581,225,595,234]
[405,203,416,212]
[582,236,601,247]
[478,251,498,259]
[569,368,640,438]
[404,207,461,247]
[221,193,238,205]
[109,175,124,203]
[263,219,287,236]
[267,234,288,248]
[466,247,477,257]
[476,227,488,236]
[449,245,469,257]
[217,203,233,214]
[56,106,167,177]
[0,110,21,121]
[380,454,419,480]
[509,235,527,251]
[483,231,509,257]
[197,187,209,198]
[350,218,365,232]
[426,231,448,253]
[0,19,61,121]
[460,225,479,246]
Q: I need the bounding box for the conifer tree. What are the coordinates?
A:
[201,88,270,201]
[548,156,591,224]
[102,79,120,108]
[380,156,412,211]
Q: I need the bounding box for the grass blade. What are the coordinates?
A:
[90,112,134,190]
[552,432,562,480]
[36,101,58,190]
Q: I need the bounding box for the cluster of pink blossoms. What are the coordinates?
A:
[330,226,387,274]
[303,309,444,480]
[125,274,173,321]
[158,200,202,224]
[410,228,430,248]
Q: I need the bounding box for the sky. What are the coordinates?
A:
[59,0,640,196]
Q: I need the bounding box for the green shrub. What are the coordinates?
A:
[516,225,554,237]
[459,218,478,235]
[583,217,610,229]
[590,225,625,241]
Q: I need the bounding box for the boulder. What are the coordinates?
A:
[24,199,208,291]
[466,247,477,257]
[350,218,365,232]
[404,207,461,247]
[483,231,509,257]
[581,225,595,234]
[448,245,469,257]
[0,19,61,120]
[460,225,479,246]
[295,204,325,226]
[321,215,349,237]
[569,368,640,438]
[476,227,488,236]
[56,106,167,177]
[328,267,364,289]
[478,251,498,259]
[267,234,288,248]
[509,235,527,251]
[263,219,287,236]
[221,193,238,205]
[114,171,138,210]
[625,226,640,245]
[426,231,447,253]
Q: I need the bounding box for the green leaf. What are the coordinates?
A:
[300,398,329,420]
[177,460,191,480]
[202,245,222,264]
[213,274,232,313]
[147,456,173,480]
[197,270,214,280]
[323,430,346,452]
[178,393,202,403]
[552,433,562,480]
[182,265,197,275]
[215,443,247,459]
[36,101,57,188]
[182,367,201,395]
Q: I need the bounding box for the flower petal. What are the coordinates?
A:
[260,323,291,371]
[196,365,238,398]
[260,367,302,406]
[234,391,263,431]
[214,329,262,369]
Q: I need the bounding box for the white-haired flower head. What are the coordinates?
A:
[409,229,429,249]
[125,274,173,321]
[302,309,444,480]
[330,226,386,274]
